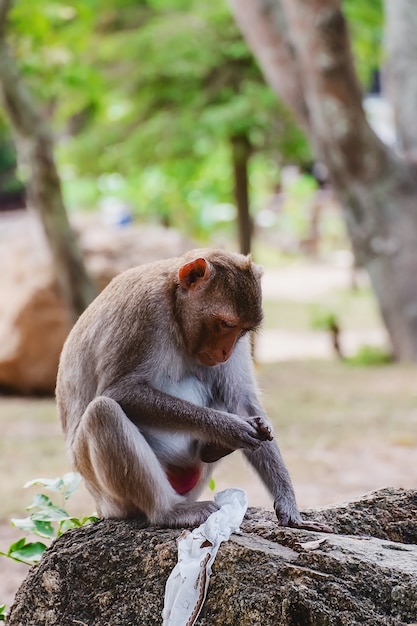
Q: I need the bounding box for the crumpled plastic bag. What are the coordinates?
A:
[162,488,248,626]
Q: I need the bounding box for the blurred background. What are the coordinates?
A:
[0,0,416,606]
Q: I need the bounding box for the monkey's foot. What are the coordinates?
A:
[161,500,219,529]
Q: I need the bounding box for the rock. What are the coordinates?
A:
[7,488,417,626]
[0,211,192,394]
[0,214,68,395]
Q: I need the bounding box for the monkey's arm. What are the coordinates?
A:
[244,441,332,532]
[102,378,271,453]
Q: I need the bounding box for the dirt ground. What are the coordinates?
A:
[1,260,416,610]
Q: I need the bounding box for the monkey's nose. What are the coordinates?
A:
[219,349,231,363]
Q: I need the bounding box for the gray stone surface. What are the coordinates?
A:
[7,488,417,626]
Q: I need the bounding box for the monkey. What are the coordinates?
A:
[56,248,330,532]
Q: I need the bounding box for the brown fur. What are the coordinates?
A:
[56,249,330,531]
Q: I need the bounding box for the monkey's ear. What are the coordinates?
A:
[178,257,212,290]
[246,254,263,279]
[253,263,264,279]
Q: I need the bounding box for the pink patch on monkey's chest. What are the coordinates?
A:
[166,465,202,495]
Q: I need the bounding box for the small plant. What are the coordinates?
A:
[311,306,343,360]
[0,473,98,566]
[0,604,6,622]
[346,345,393,366]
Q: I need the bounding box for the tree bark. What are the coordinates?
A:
[231,134,252,255]
[0,1,97,323]
[228,0,310,133]
[384,0,417,159]
[229,0,417,361]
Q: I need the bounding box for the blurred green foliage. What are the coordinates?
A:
[0,121,24,202]
[343,0,383,86]
[311,306,340,334]
[1,0,383,238]
[346,345,392,366]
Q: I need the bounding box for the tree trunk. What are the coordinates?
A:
[231,134,252,255]
[384,0,417,159]
[0,2,97,323]
[229,0,417,361]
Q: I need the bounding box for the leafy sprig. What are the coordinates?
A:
[0,473,98,566]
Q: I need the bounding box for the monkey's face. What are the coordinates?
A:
[177,252,263,366]
[194,315,252,367]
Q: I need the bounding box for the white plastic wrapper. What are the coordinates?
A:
[162,488,248,626]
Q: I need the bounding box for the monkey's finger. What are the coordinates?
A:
[254,417,274,441]
[238,430,265,450]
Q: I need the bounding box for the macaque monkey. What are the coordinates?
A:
[56,249,329,532]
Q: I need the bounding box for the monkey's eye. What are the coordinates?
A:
[241,326,256,337]
[220,320,237,330]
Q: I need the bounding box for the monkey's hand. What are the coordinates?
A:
[275,503,333,533]
[231,415,273,451]
[201,416,272,462]
[250,416,274,442]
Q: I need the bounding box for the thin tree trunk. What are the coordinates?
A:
[0,1,97,323]
[228,0,310,133]
[229,0,417,361]
[231,134,252,255]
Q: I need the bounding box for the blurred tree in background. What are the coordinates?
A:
[0,0,97,321]
[230,0,417,362]
[0,0,309,250]
[2,0,417,362]
[0,121,24,209]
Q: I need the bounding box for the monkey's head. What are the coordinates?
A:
[176,250,263,367]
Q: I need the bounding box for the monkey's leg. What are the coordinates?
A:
[72,396,218,527]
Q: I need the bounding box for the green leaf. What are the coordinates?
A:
[30,506,71,522]
[57,514,99,536]
[8,540,47,565]
[11,517,55,538]
[27,493,54,509]
[2,538,47,565]
[208,478,216,491]
[24,477,65,493]
[23,472,81,500]
[57,518,81,536]
[6,537,26,553]
[61,472,82,500]
[0,604,7,621]
[81,514,99,525]
[26,493,70,520]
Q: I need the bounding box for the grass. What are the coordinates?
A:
[263,287,382,332]
[0,398,93,521]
